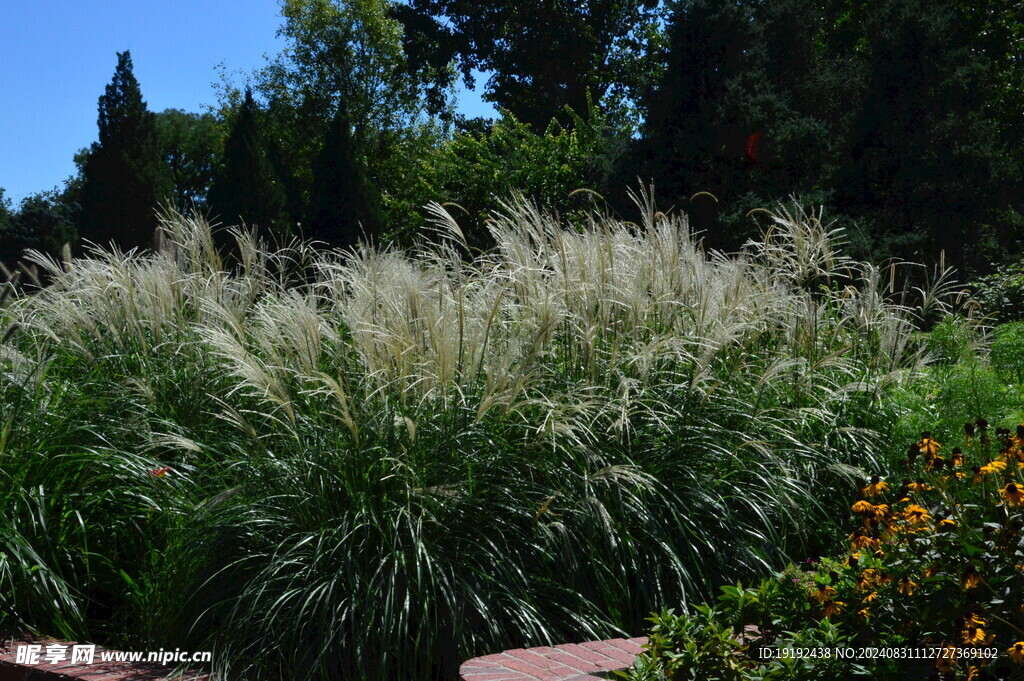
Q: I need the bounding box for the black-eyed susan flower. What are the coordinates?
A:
[899,578,917,595]
[919,432,941,459]
[908,478,930,493]
[904,504,931,525]
[862,475,889,498]
[811,584,837,603]
[823,600,844,619]
[852,500,874,514]
[1008,642,1024,664]
[962,566,982,590]
[980,460,1006,475]
[938,517,957,531]
[935,646,957,672]
[1002,482,1024,506]
[952,447,964,467]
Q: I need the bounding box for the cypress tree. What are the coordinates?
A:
[207,88,288,241]
[79,51,171,251]
[305,101,382,251]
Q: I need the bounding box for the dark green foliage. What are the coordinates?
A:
[972,261,1024,322]
[78,51,172,251]
[305,101,382,249]
[0,189,32,265]
[155,109,224,211]
[393,0,666,131]
[835,0,1018,266]
[620,0,838,250]
[392,102,624,250]
[207,89,289,240]
[11,192,78,258]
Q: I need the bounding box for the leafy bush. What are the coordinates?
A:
[971,263,1024,323]
[622,426,1024,680]
[991,322,1024,385]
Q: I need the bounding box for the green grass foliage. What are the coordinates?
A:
[0,195,950,679]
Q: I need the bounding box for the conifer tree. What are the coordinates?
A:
[207,88,288,240]
[79,51,171,251]
[305,101,382,251]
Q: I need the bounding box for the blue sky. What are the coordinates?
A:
[0,0,494,206]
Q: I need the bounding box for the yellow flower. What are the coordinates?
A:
[962,566,982,590]
[862,476,889,498]
[961,624,993,646]
[980,460,1007,475]
[935,646,957,672]
[862,590,878,603]
[1008,641,1024,664]
[938,518,957,531]
[904,504,931,525]
[919,433,941,458]
[899,578,917,595]
[857,607,870,621]
[823,601,844,619]
[811,585,837,603]
[1002,482,1024,506]
[852,500,874,514]
[907,480,930,493]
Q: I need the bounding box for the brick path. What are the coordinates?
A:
[459,637,648,681]
[0,637,209,681]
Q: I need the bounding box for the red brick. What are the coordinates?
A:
[499,657,563,680]
[603,637,645,656]
[578,641,635,665]
[552,644,617,666]
[538,651,602,673]
[460,673,520,681]
[475,653,514,664]
[504,649,559,669]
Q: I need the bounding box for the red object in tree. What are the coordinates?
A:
[746,132,762,163]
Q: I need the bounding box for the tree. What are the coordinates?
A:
[79,51,172,251]
[0,188,29,266]
[305,101,382,250]
[223,0,447,236]
[836,0,1021,266]
[207,89,289,240]
[11,192,78,259]
[392,0,666,131]
[155,109,225,211]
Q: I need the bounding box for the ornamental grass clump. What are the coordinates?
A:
[624,421,1024,681]
[0,194,947,680]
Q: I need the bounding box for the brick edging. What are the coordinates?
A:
[0,636,210,681]
[459,637,648,681]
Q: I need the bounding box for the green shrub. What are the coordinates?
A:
[991,321,1024,384]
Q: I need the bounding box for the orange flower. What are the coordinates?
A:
[1002,482,1024,506]
[150,466,171,478]
[904,504,931,525]
[862,476,889,498]
[811,585,837,604]
[962,566,982,590]
[980,460,1007,475]
[919,433,941,458]
[852,500,874,514]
